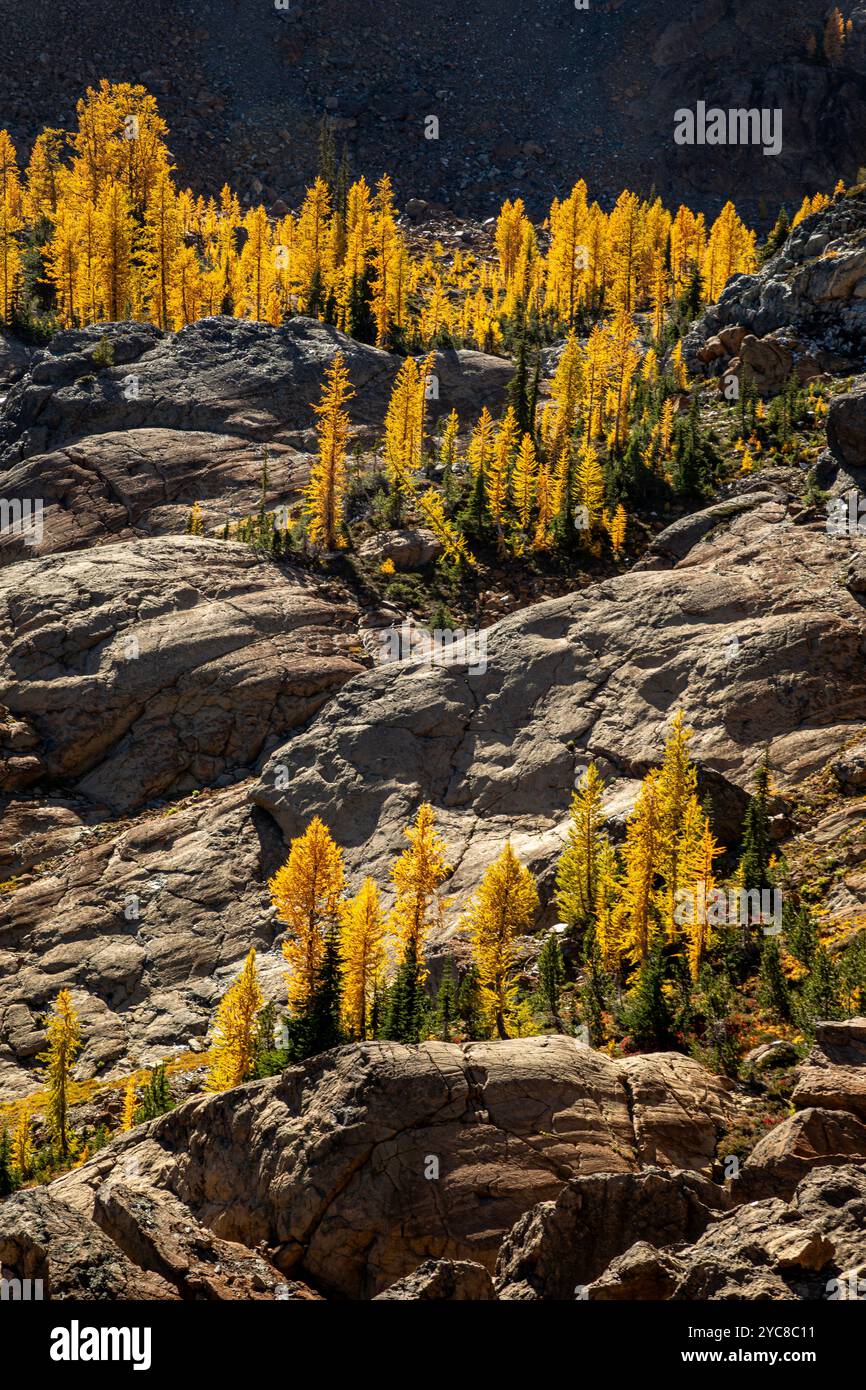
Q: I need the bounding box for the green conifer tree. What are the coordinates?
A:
[381,940,427,1043]
[457,962,484,1041]
[797,945,844,1035]
[538,933,566,1025]
[432,959,458,1041]
[618,944,674,1051]
[0,1128,16,1196]
[758,938,792,1022]
[286,929,344,1059]
[739,754,773,930]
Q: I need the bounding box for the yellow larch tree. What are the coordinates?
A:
[205,948,264,1093]
[141,166,181,329]
[654,711,699,939]
[548,330,583,464]
[604,502,627,554]
[12,1102,33,1179]
[545,179,589,324]
[464,842,539,1039]
[337,176,374,330]
[495,197,532,289]
[417,487,477,567]
[511,432,538,542]
[239,203,276,320]
[39,989,81,1161]
[74,199,100,324]
[678,806,723,979]
[438,406,460,496]
[671,340,688,390]
[607,190,642,313]
[270,817,346,1013]
[616,770,663,964]
[390,803,451,979]
[594,837,624,976]
[339,877,388,1039]
[575,442,605,531]
[120,1074,138,1132]
[46,200,81,325]
[371,173,404,347]
[649,250,668,341]
[556,762,606,931]
[70,80,171,213]
[823,7,846,63]
[0,131,23,324]
[533,460,554,549]
[605,308,640,452]
[670,205,706,295]
[383,354,432,510]
[466,405,496,482]
[169,244,203,328]
[581,323,610,443]
[23,128,65,224]
[294,177,332,314]
[93,177,133,320]
[703,201,756,302]
[306,350,355,550]
[487,405,520,544]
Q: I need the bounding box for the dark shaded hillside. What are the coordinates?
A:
[2,0,865,221]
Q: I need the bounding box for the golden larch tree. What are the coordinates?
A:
[0,131,23,324]
[594,837,624,976]
[823,7,846,63]
[306,350,355,550]
[383,354,432,509]
[487,406,519,544]
[678,805,723,979]
[39,989,81,1160]
[655,712,700,939]
[556,762,606,931]
[141,166,182,329]
[417,487,477,567]
[270,817,346,1013]
[604,309,640,452]
[12,1103,33,1179]
[23,128,65,223]
[339,877,388,1039]
[575,443,605,531]
[120,1074,138,1132]
[464,843,539,1039]
[604,502,627,554]
[239,203,276,320]
[616,770,663,964]
[511,432,538,540]
[93,177,133,320]
[390,803,451,978]
[205,948,264,1092]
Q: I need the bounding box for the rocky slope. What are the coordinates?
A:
[251,478,866,903]
[1,0,863,221]
[3,435,866,1094]
[1,1022,864,1300]
[0,317,510,566]
[685,190,866,371]
[2,190,866,1303]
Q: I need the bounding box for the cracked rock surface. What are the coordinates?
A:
[1,1036,735,1300]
